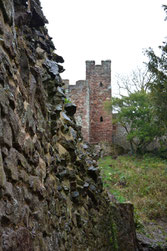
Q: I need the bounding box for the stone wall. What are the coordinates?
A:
[0,1,138,250]
[65,60,113,144]
[112,122,163,152]
[68,80,90,142]
[112,123,131,150]
[86,60,112,144]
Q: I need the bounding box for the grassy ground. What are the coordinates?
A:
[98,154,167,225]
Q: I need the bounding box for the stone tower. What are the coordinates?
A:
[66,60,112,144]
[86,60,112,143]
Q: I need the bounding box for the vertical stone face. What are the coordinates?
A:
[0,1,117,249]
[86,60,112,143]
[0,1,138,250]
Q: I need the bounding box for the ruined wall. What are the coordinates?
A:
[0,1,138,250]
[86,61,112,143]
[67,80,90,142]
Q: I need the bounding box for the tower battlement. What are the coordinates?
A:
[86,60,111,78]
[69,80,88,89]
[65,60,112,143]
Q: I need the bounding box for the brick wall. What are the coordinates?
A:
[68,80,90,142]
[65,60,112,144]
[86,60,112,143]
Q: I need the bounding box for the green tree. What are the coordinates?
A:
[105,67,165,153]
[146,5,167,127]
[106,90,163,153]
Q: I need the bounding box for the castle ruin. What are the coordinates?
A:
[64,60,113,144]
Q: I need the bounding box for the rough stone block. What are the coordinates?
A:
[0,150,6,187]
[0,0,14,25]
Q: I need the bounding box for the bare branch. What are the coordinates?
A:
[114,65,153,96]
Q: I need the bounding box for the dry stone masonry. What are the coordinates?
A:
[0,0,138,250]
[65,61,113,144]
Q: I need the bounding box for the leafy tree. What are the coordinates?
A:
[107,91,163,153]
[105,68,165,153]
[146,5,167,127]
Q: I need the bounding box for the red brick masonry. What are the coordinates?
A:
[64,60,112,144]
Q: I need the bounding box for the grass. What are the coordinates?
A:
[98,154,167,224]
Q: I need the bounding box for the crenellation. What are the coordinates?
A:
[66,60,112,144]
[86,60,95,65]
[76,80,87,86]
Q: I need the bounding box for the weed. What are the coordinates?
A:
[110,221,118,250]
[64,98,71,104]
[98,154,167,222]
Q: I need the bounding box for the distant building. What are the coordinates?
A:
[64,60,112,144]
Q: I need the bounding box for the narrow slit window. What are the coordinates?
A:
[100,116,103,122]
[112,125,116,130]
[99,82,103,87]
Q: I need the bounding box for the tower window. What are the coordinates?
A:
[112,125,116,130]
[100,116,103,122]
[99,82,103,87]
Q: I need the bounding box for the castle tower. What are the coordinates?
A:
[86,60,112,143]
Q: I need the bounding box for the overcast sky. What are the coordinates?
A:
[40,0,167,94]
